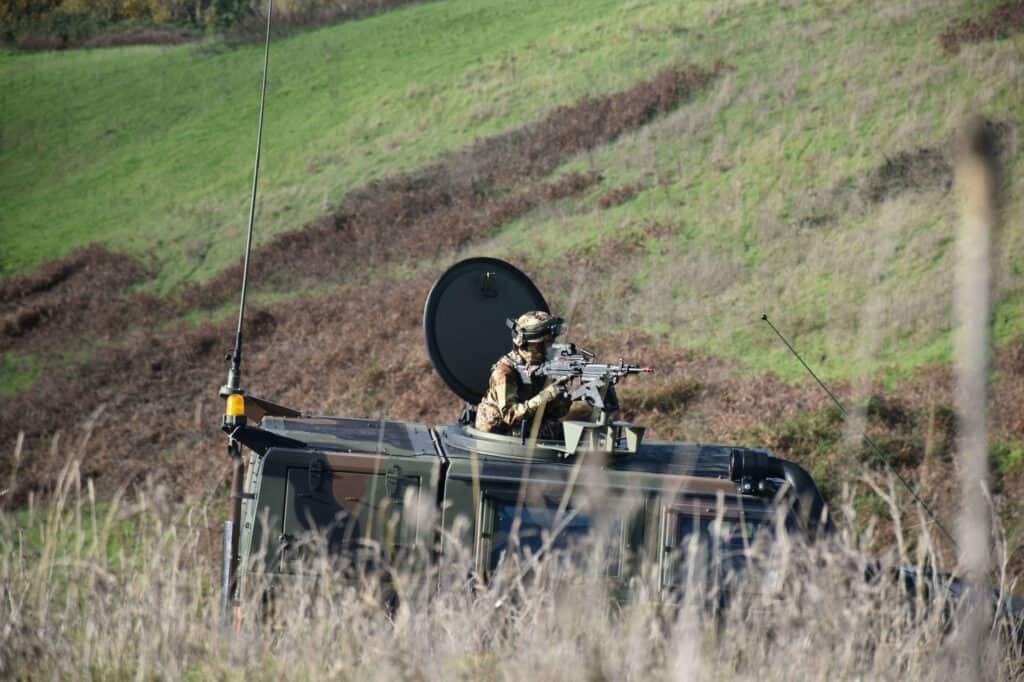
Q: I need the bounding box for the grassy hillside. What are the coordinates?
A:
[3,0,1022,385]
[1,0,700,289]
[471,0,1024,380]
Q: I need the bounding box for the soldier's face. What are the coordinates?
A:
[523,339,552,364]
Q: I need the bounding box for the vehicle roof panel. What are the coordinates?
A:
[260,416,437,457]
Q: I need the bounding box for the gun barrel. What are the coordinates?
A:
[577,363,653,376]
[615,365,653,376]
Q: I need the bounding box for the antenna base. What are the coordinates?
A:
[219,384,246,398]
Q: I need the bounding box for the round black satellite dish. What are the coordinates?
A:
[423,258,549,405]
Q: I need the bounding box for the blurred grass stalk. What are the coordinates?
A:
[953,115,999,674]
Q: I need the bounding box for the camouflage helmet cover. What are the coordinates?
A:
[508,310,564,346]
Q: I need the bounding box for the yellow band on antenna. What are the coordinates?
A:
[225,394,245,417]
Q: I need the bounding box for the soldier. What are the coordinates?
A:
[475,311,574,435]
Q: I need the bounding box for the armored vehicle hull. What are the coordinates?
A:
[230,416,825,588]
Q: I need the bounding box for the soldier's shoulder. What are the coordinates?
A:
[491,354,519,380]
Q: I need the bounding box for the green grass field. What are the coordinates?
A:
[461,0,1024,380]
[0,352,39,396]
[2,0,702,290]
[2,0,1022,384]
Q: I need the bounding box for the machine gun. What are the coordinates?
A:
[539,343,653,416]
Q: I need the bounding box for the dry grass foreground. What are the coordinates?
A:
[1,460,1022,680]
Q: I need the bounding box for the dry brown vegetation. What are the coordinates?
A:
[0,245,170,349]
[863,147,953,204]
[3,0,424,49]
[597,182,646,210]
[13,26,195,50]
[941,0,1024,54]
[229,0,426,42]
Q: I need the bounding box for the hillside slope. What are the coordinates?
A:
[2,0,1024,568]
[0,0,698,288]
[3,0,1022,381]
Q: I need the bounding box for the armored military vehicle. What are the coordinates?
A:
[219,258,831,603]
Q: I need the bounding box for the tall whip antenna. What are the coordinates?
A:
[220,0,274,622]
[760,313,958,551]
[222,0,274,398]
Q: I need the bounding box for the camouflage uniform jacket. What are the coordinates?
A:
[475,349,571,433]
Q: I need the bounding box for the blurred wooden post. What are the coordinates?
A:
[953,116,999,674]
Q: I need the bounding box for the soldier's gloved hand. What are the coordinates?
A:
[527,376,571,408]
[552,374,572,390]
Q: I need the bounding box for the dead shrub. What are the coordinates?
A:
[228,0,426,43]
[861,147,953,204]
[597,182,644,209]
[79,27,194,48]
[941,0,1024,54]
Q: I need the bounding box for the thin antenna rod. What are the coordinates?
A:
[220,0,274,619]
[760,313,958,551]
[225,0,274,395]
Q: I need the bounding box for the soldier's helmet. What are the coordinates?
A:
[509,311,564,347]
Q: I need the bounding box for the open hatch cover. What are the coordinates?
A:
[423,258,549,405]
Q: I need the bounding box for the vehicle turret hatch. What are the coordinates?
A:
[423,257,549,405]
